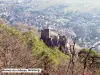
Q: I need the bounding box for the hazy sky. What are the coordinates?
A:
[1,0,100,5]
[47,0,100,5]
[1,0,100,7]
[1,0,100,12]
[44,0,100,12]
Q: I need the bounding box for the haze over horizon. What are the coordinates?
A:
[0,0,100,12]
[42,0,100,12]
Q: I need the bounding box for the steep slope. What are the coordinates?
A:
[0,20,100,75]
[0,23,68,75]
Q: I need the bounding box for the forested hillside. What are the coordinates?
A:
[0,20,100,75]
[0,20,68,75]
